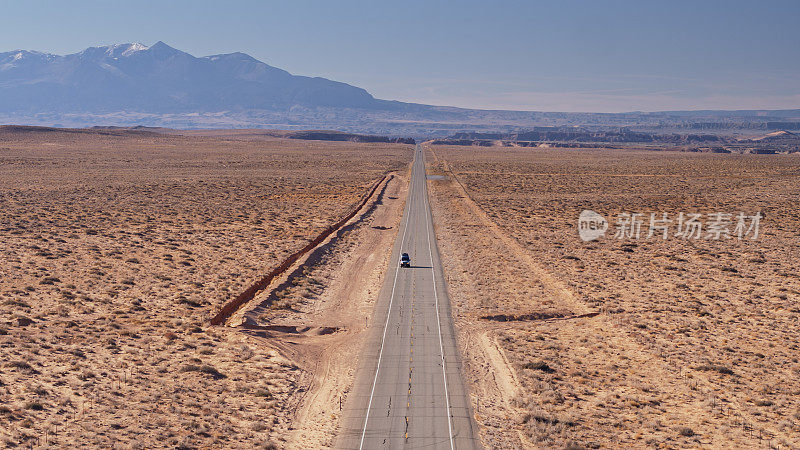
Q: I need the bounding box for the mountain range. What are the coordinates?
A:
[0,41,400,113]
[1,42,798,136]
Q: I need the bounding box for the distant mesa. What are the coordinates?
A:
[428,127,800,154]
[430,129,724,147]
[0,124,415,145]
[752,130,799,142]
[0,124,166,140]
[282,130,414,144]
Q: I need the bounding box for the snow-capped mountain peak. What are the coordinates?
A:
[78,43,148,59]
[0,42,381,113]
[0,50,57,71]
[115,43,147,57]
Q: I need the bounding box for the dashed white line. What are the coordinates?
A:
[422,148,455,450]
[358,149,416,449]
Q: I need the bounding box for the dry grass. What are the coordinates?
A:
[427,146,800,448]
[0,129,408,447]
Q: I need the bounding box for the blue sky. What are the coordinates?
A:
[3,0,799,112]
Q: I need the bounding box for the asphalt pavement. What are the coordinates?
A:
[337,145,481,449]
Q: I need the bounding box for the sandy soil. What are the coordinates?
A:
[235,172,409,449]
[426,145,800,448]
[0,128,410,448]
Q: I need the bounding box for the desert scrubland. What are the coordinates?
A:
[427,145,800,448]
[0,127,408,448]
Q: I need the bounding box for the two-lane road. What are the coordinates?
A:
[338,146,480,449]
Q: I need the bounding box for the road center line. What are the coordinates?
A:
[358,148,416,449]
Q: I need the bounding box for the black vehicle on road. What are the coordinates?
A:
[400,252,411,268]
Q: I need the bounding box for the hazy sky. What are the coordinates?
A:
[3,0,799,112]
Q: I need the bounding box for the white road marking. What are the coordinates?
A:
[422,149,455,450]
[358,150,415,450]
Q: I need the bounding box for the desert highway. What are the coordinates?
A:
[338,146,480,449]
